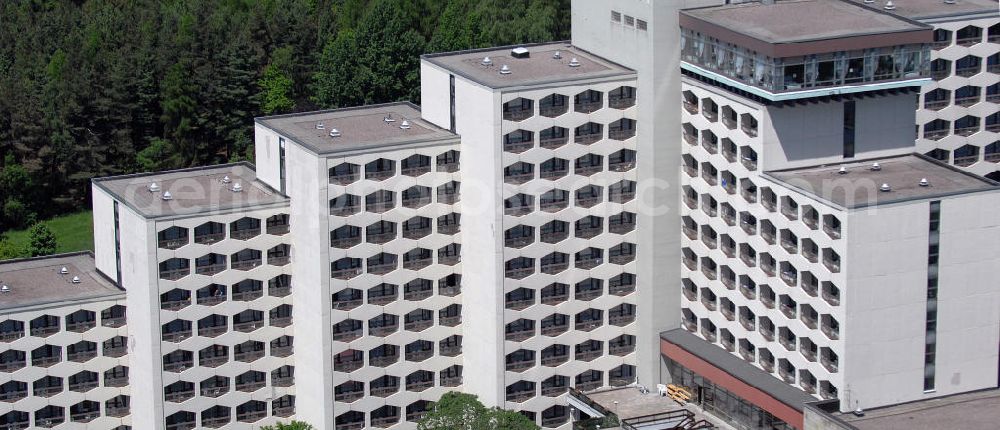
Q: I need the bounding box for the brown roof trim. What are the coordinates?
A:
[678,13,932,58]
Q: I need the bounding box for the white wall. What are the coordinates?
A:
[284,141,335,429]
[92,185,119,280]
[117,203,162,430]
[935,193,1000,397]
[763,94,918,170]
[420,62,452,130]
[844,191,1000,411]
[451,78,506,406]
[571,0,724,388]
[254,123,283,192]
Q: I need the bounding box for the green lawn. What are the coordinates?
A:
[4,211,94,255]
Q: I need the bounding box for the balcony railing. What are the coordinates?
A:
[779,336,796,351]
[235,349,265,362]
[824,224,841,239]
[760,325,775,341]
[822,356,839,373]
[404,320,431,332]
[237,380,266,392]
[334,359,363,372]
[682,319,697,332]
[541,324,568,336]
[233,321,262,332]
[232,258,262,271]
[441,375,462,387]
[801,347,817,362]
[272,344,293,358]
[824,258,841,273]
[822,324,840,340]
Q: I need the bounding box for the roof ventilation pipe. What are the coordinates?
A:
[500,65,512,75]
[884,0,897,10]
[880,183,892,192]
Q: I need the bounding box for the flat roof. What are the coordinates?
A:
[0,252,123,311]
[766,154,998,209]
[93,163,288,219]
[833,389,1000,430]
[584,387,720,423]
[422,42,635,89]
[255,102,457,155]
[852,0,1000,20]
[680,0,931,57]
[661,329,818,411]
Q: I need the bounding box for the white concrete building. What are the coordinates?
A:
[91,164,294,430]
[254,103,464,430]
[0,252,129,430]
[4,2,999,430]
[873,0,1000,176]
[655,2,1000,430]
[419,43,639,426]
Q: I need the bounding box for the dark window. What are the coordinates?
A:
[843,101,855,158]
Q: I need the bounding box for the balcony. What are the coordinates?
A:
[440,343,462,357]
[740,316,756,332]
[822,323,840,340]
[233,320,262,333]
[781,239,798,254]
[231,257,262,271]
[741,218,757,235]
[780,270,797,287]
[682,318,697,333]
[760,324,775,341]
[407,379,434,392]
[440,374,462,387]
[700,326,717,343]
[721,306,735,322]
[541,323,568,336]
[237,379,266,392]
[701,231,717,249]
[779,335,796,352]
[801,346,817,362]
[267,219,290,235]
[822,355,839,373]
[404,319,432,332]
[701,293,717,311]
[682,225,697,240]
[163,358,192,372]
[823,256,841,273]
[440,314,461,327]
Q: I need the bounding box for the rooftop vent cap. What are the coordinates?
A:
[329,128,341,138]
[838,166,848,175]
[231,183,243,193]
[870,162,881,171]
[0,285,9,293]
[499,64,512,75]
[569,58,581,68]
[71,276,81,284]
[148,182,161,193]
[399,120,412,130]
[880,183,892,192]
[221,175,232,184]
[316,122,325,130]
[511,47,530,59]
[552,51,562,60]
[863,0,874,3]
[853,407,865,417]
[919,178,930,187]
[383,114,395,123]
[162,191,173,201]
[59,267,69,275]
[944,0,956,4]
[481,56,493,66]
[883,0,896,10]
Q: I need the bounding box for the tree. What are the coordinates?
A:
[418,392,539,430]
[259,421,314,430]
[28,222,57,257]
[258,46,296,114]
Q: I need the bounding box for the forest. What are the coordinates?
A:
[0,0,571,232]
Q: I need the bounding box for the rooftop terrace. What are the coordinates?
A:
[766,154,998,209]
[832,389,1000,430]
[93,163,288,219]
[852,0,1000,20]
[422,42,635,89]
[0,252,123,311]
[255,102,457,155]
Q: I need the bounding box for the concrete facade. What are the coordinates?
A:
[4,2,999,430]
